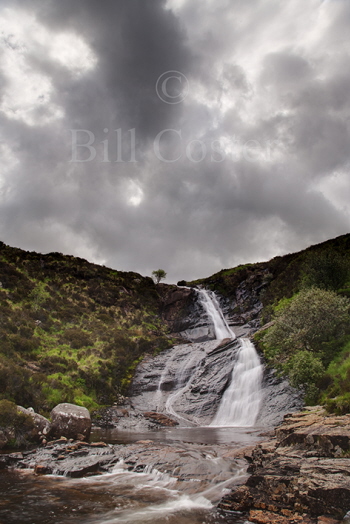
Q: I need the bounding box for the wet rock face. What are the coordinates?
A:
[160,286,203,337]
[49,403,91,440]
[3,438,246,492]
[161,285,223,342]
[130,338,302,428]
[130,339,240,426]
[219,408,350,522]
[256,369,304,428]
[206,269,271,337]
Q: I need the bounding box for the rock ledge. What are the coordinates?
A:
[219,407,350,523]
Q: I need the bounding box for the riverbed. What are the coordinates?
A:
[0,426,263,524]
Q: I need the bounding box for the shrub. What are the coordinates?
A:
[263,287,350,356]
[0,400,33,430]
[286,350,325,404]
[325,393,350,415]
[0,399,34,447]
[28,282,51,311]
[60,328,93,349]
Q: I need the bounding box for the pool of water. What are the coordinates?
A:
[0,426,262,524]
[91,424,264,446]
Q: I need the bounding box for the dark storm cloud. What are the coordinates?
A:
[0,0,350,282]
[34,0,191,142]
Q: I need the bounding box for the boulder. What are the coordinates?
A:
[17,406,50,441]
[49,403,91,440]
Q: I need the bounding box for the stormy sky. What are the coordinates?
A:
[0,0,350,282]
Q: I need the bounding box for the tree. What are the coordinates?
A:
[152,269,167,284]
[263,287,350,356]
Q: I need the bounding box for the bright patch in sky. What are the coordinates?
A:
[0,8,97,126]
[315,170,350,213]
[127,181,144,206]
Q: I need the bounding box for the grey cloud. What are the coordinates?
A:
[0,0,349,283]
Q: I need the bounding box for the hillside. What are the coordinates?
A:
[1,233,350,417]
[187,233,350,413]
[188,233,350,311]
[0,242,177,414]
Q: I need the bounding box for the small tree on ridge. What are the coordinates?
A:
[152,269,167,284]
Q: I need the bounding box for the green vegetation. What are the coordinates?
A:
[196,233,350,413]
[262,288,349,357]
[301,250,349,291]
[256,274,350,409]
[0,399,34,446]
[152,269,167,284]
[255,287,350,405]
[2,232,350,416]
[0,242,175,413]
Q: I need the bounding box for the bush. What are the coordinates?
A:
[286,350,325,404]
[61,328,93,349]
[0,399,34,447]
[0,400,33,430]
[263,287,350,356]
[325,393,350,415]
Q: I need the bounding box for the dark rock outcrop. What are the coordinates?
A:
[160,285,198,334]
[49,403,91,440]
[219,408,350,522]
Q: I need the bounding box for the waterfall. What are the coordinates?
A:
[197,289,235,340]
[210,338,263,427]
[197,288,263,427]
[133,288,263,427]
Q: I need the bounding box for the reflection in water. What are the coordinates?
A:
[91,424,263,446]
[0,427,262,524]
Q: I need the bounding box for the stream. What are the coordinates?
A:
[0,426,263,524]
[0,289,265,524]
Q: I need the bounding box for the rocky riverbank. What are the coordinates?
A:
[0,436,250,501]
[219,407,350,523]
[2,407,350,522]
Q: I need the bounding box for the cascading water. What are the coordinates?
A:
[210,338,263,427]
[132,288,263,427]
[197,288,263,427]
[197,289,235,340]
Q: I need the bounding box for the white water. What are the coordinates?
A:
[152,288,263,427]
[211,338,263,427]
[197,289,263,427]
[197,289,235,340]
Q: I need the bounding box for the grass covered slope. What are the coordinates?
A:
[0,242,174,413]
[189,233,350,413]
